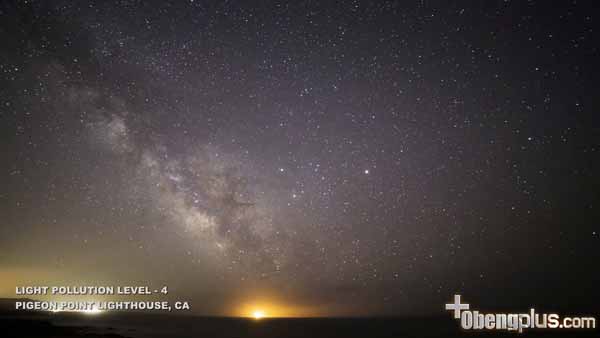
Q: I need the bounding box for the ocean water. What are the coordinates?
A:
[3,311,597,338]
[48,313,460,338]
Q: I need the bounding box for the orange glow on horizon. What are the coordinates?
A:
[235,299,317,318]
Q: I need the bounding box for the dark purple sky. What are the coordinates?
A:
[1,1,598,316]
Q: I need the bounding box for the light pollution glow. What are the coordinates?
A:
[235,300,318,318]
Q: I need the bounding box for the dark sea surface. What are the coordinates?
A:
[1,310,598,337]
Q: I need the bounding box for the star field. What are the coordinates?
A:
[1,1,598,316]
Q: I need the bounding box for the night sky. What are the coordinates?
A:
[1,1,598,317]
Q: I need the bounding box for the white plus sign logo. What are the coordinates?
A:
[445,294,470,319]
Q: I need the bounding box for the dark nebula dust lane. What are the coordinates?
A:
[1,1,598,316]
